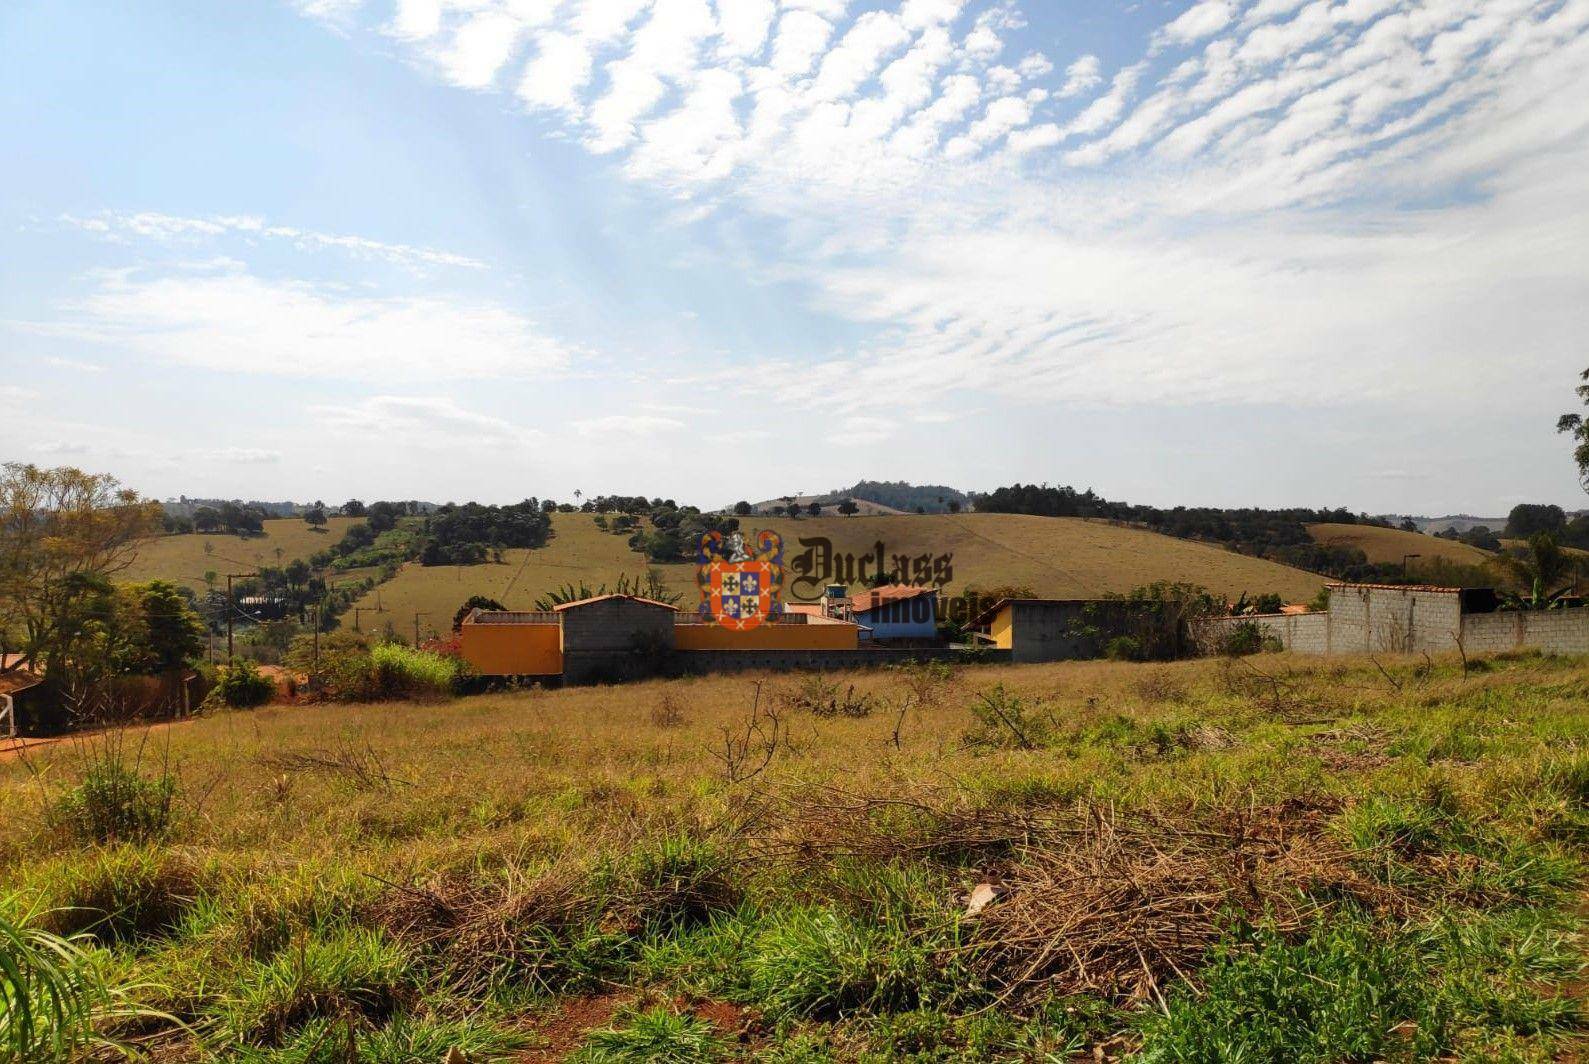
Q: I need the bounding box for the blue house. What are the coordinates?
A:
[850,586,939,642]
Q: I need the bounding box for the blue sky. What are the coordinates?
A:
[3,0,1587,514]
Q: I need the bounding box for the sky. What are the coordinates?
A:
[2,0,1587,515]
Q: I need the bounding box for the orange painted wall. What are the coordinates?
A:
[460,622,562,676]
[674,622,858,651]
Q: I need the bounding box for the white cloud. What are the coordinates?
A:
[44,261,573,384]
[285,0,1589,435]
[214,447,283,464]
[0,385,39,405]
[311,395,542,445]
[1157,0,1235,47]
[1058,54,1102,98]
[61,210,486,270]
[570,414,686,437]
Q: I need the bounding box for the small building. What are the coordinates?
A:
[849,585,938,642]
[556,594,678,684]
[974,599,1113,663]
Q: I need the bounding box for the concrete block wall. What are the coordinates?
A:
[1461,608,1589,655]
[1325,586,1463,655]
[1200,613,1328,654]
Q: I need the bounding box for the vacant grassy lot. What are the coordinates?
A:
[3,651,1587,1060]
[360,513,1327,631]
[1308,522,1493,568]
[122,519,360,594]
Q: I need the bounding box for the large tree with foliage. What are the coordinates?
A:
[1557,367,1589,489]
[0,465,164,678]
[1491,533,1582,610]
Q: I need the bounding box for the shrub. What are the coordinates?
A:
[215,659,275,708]
[50,755,176,845]
[967,685,1052,750]
[319,644,462,702]
[1217,621,1266,657]
[1104,635,1142,661]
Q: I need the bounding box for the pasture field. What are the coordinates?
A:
[121,519,360,594]
[1307,522,1493,568]
[3,651,1588,1060]
[358,513,1327,633]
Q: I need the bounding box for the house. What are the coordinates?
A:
[458,593,879,683]
[849,585,938,642]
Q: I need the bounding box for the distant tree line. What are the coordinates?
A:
[970,483,1447,582]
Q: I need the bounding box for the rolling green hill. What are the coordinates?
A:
[121,517,360,593]
[353,512,1328,639]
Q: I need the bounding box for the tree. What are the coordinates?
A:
[113,581,205,674]
[193,506,221,533]
[304,502,327,530]
[0,464,164,681]
[948,500,962,514]
[1399,518,1418,532]
[1491,533,1582,610]
[807,501,822,517]
[784,502,802,519]
[1505,504,1566,539]
[733,500,753,517]
[1558,367,1589,490]
[453,595,508,631]
[837,498,859,516]
[342,499,366,517]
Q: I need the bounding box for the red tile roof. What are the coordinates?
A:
[0,670,43,696]
[850,585,937,613]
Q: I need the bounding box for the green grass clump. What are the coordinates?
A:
[746,904,956,1020]
[230,1013,527,1063]
[1138,910,1584,1062]
[212,927,416,1047]
[574,1005,727,1062]
[30,846,202,944]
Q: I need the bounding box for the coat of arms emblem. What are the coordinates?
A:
[698,529,785,631]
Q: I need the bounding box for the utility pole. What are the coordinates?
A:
[413,611,430,646]
[226,572,259,660]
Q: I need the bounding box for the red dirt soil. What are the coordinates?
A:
[514,993,760,1062]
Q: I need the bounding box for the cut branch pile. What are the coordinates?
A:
[743,787,1411,1006]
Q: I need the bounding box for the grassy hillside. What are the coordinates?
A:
[3,653,1586,1059]
[357,513,1326,634]
[121,517,360,593]
[349,513,696,638]
[1307,522,1492,568]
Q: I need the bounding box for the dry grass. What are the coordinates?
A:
[121,517,360,593]
[3,652,1586,1058]
[1308,522,1492,566]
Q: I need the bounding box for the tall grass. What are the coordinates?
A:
[0,907,162,1062]
[320,643,462,701]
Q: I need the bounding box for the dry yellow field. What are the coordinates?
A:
[356,512,1327,635]
[1307,522,1492,567]
[120,517,360,593]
